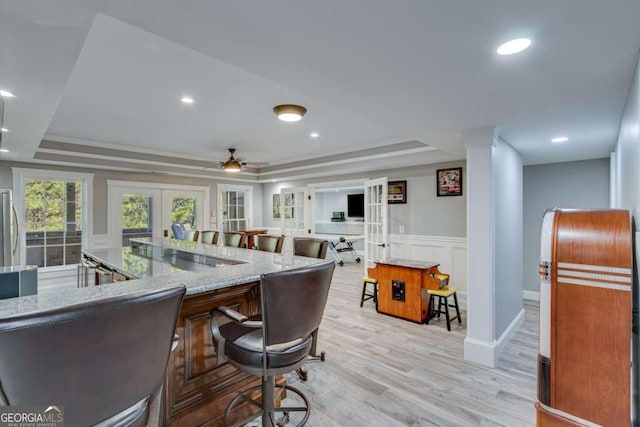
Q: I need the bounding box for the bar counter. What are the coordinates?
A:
[0,238,332,426]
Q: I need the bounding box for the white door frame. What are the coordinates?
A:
[364,177,389,275]
[107,180,210,247]
[279,186,313,246]
[216,183,254,232]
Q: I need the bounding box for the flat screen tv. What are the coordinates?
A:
[347,193,364,218]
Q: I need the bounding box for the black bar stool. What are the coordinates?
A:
[426,286,461,331]
[360,276,378,307]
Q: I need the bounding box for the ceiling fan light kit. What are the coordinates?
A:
[221,148,244,172]
[273,104,307,122]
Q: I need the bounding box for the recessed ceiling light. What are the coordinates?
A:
[0,90,16,98]
[551,136,569,143]
[497,38,532,55]
[310,132,319,138]
[271,179,277,182]
[1,128,8,132]
[0,149,9,153]
[181,96,194,104]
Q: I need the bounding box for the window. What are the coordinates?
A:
[217,184,253,233]
[13,168,93,269]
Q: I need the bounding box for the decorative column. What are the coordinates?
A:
[463,127,497,367]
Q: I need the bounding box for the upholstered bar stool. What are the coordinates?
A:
[184,230,200,242]
[292,237,330,381]
[224,231,247,248]
[0,285,186,426]
[360,276,378,307]
[426,286,461,331]
[293,237,328,259]
[201,230,220,245]
[210,262,335,427]
[254,234,284,253]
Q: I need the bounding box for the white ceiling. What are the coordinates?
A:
[1,0,639,173]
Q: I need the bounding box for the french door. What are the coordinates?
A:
[279,186,314,252]
[116,188,161,247]
[364,177,389,274]
[108,181,208,247]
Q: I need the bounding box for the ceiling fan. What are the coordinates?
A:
[217,148,267,172]
[219,148,245,172]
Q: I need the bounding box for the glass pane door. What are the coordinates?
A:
[221,190,247,232]
[121,194,154,246]
[364,177,388,274]
[116,189,162,246]
[109,184,208,247]
[163,190,206,238]
[280,187,311,253]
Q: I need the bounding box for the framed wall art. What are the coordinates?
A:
[388,180,407,204]
[437,167,463,197]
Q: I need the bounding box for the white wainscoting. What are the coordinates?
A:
[38,265,78,293]
[389,234,468,308]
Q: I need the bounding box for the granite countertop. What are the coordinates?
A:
[375,257,439,270]
[0,237,332,319]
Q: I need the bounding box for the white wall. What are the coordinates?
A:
[493,138,524,338]
[612,54,640,423]
[614,57,640,214]
[523,159,610,293]
[261,161,467,237]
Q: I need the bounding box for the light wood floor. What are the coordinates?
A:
[281,262,539,427]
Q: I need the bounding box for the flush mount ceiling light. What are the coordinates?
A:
[310,132,319,138]
[273,104,307,122]
[0,90,16,98]
[551,136,569,143]
[1,128,8,132]
[181,96,194,104]
[497,38,532,55]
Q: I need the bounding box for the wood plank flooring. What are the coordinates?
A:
[281,262,539,427]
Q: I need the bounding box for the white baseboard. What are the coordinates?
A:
[464,307,524,368]
[523,290,540,301]
[495,307,525,358]
[38,265,78,293]
[464,337,498,368]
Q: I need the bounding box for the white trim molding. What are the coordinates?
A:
[523,290,540,301]
[464,307,525,368]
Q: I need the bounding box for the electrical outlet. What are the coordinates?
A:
[399,225,405,234]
